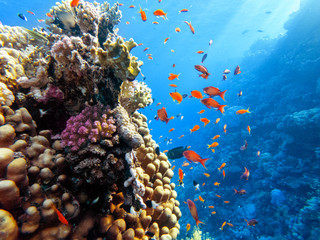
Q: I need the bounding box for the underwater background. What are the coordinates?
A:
[0,0,319,239]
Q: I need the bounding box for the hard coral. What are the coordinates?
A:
[0,82,14,106]
[61,104,116,151]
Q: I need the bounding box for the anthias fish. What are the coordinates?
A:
[187,199,204,227]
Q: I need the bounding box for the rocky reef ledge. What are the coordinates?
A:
[0,1,180,239]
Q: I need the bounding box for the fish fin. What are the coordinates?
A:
[218,105,227,114]
[220,90,227,101]
[199,158,210,169]
[196,220,205,227]
[247,108,250,113]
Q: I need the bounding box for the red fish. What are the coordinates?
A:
[194,65,210,79]
[234,189,247,195]
[203,87,227,101]
[183,150,210,169]
[70,0,80,7]
[184,21,195,34]
[200,98,227,114]
[139,6,147,21]
[156,107,174,124]
[179,168,184,186]
[245,219,258,227]
[46,13,54,18]
[240,167,250,180]
[187,199,204,227]
[234,65,241,75]
[26,10,35,15]
[51,204,68,225]
[240,140,248,151]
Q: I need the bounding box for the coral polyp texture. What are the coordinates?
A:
[0,0,177,239]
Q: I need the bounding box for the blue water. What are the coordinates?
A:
[1,0,319,239]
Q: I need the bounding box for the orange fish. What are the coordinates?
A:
[173,64,176,67]
[148,56,153,60]
[138,43,143,46]
[70,0,80,7]
[184,21,195,34]
[152,21,159,24]
[247,125,251,135]
[198,110,205,114]
[182,162,189,167]
[211,149,215,153]
[183,150,210,169]
[236,108,251,114]
[146,54,152,56]
[144,47,149,52]
[212,135,220,140]
[118,3,124,6]
[169,92,183,104]
[51,203,68,225]
[215,118,220,124]
[164,37,169,44]
[227,223,234,227]
[207,142,218,148]
[179,9,189,13]
[224,201,230,204]
[190,125,200,133]
[204,173,210,178]
[46,13,54,18]
[175,27,181,32]
[200,98,227,113]
[222,170,225,179]
[153,9,167,19]
[203,86,227,101]
[171,49,175,52]
[194,65,210,79]
[201,118,210,127]
[168,128,174,132]
[190,167,193,169]
[26,10,35,15]
[196,51,204,54]
[187,199,204,227]
[202,182,205,186]
[191,90,204,99]
[216,195,221,198]
[171,165,175,170]
[126,21,130,24]
[169,84,177,87]
[208,206,214,209]
[129,5,135,8]
[163,150,168,153]
[37,19,45,22]
[139,6,147,21]
[221,221,226,230]
[186,223,191,232]
[234,189,247,195]
[218,163,226,171]
[187,146,191,149]
[178,135,185,139]
[234,65,241,75]
[156,107,174,124]
[211,211,216,214]
[156,102,161,106]
[199,196,205,202]
[257,151,260,157]
[214,182,220,187]
[168,73,181,80]
[184,201,187,204]
[240,167,250,180]
[223,124,227,134]
[178,168,184,186]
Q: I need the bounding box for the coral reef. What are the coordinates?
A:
[0,1,178,239]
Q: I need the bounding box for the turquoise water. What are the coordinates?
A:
[1,0,319,239]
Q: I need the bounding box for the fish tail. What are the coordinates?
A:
[196,219,205,227]
[218,105,227,114]
[220,90,227,101]
[207,145,211,149]
[247,108,250,113]
[233,189,238,194]
[199,158,210,169]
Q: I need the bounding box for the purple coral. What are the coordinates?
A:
[51,36,74,64]
[61,104,116,151]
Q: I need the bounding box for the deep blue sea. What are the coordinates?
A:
[1,0,319,239]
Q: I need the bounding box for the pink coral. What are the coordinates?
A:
[61,104,116,151]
